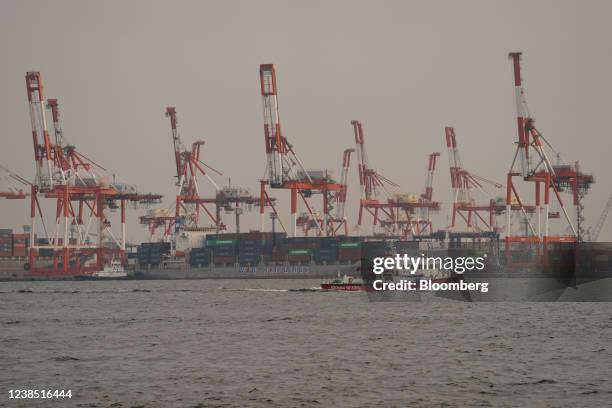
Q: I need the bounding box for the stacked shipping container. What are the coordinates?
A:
[189,247,211,267]
[134,232,365,269]
[137,242,171,266]
[238,239,261,265]
[338,237,362,261]
[12,234,29,257]
[0,229,12,257]
[0,230,32,258]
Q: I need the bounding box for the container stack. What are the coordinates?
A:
[148,244,162,266]
[210,240,237,265]
[338,238,362,262]
[238,238,261,265]
[313,236,341,264]
[37,238,54,257]
[189,247,211,267]
[137,242,170,266]
[12,233,29,257]
[287,248,312,263]
[0,229,12,257]
[137,244,151,266]
[284,237,318,264]
[268,246,288,263]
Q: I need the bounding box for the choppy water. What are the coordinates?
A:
[1,280,611,407]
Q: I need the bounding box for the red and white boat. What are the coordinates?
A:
[320,275,367,291]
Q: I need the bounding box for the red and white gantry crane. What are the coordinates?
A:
[24,72,161,275]
[140,107,224,240]
[417,152,441,235]
[505,52,593,244]
[258,64,343,237]
[352,120,440,237]
[445,126,504,232]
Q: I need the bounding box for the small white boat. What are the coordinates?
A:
[91,259,127,279]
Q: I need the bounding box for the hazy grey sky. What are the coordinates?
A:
[1,0,610,241]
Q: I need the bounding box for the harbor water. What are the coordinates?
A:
[1,279,611,407]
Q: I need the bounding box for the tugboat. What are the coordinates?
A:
[320,275,368,291]
[76,259,127,280]
[93,259,127,279]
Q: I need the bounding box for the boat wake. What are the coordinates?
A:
[223,287,322,293]
[223,288,289,293]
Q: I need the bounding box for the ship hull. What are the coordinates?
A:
[134,262,359,280]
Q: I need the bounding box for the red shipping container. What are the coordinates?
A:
[288,255,311,263]
[213,255,236,265]
[338,248,361,261]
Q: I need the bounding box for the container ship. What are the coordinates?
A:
[0,229,364,280]
[133,232,363,279]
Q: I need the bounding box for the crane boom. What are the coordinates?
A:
[334,148,354,221]
[591,194,612,241]
[422,152,440,202]
[259,64,311,187]
[351,120,397,200]
[165,107,184,185]
[25,72,54,190]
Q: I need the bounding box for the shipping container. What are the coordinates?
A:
[338,247,361,261]
[288,254,311,263]
[269,253,286,262]
[12,243,27,257]
[288,248,312,255]
[239,254,261,265]
[189,248,211,267]
[213,246,236,257]
[314,247,338,263]
[213,255,236,265]
[207,238,237,248]
[339,241,361,248]
[39,248,54,257]
[283,237,321,248]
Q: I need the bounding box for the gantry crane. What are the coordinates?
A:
[352,120,440,237]
[444,127,505,232]
[505,52,593,245]
[297,148,355,236]
[24,72,161,275]
[167,106,224,232]
[140,106,224,240]
[329,148,355,235]
[257,64,343,237]
[417,152,441,234]
[141,107,274,243]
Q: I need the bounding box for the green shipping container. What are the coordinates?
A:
[207,239,236,246]
[339,242,361,248]
[288,249,312,255]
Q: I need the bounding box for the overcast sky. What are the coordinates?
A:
[0,0,610,242]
